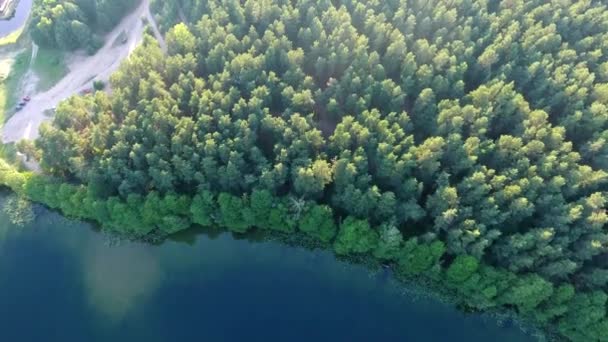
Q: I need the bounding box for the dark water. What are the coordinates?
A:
[0,194,537,341]
[0,0,32,38]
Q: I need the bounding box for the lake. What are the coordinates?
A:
[0,0,32,38]
[0,193,537,341]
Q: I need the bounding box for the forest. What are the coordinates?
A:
[29,0,138,52]
[3,0,608,340]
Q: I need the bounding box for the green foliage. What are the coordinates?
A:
[499,274,554,314]
[57,183,80,217]
[250,189,273,228]
[333,217,378,255]
[372,223,404,261]
[298,204,336,243]
[29,0,138,51]
[217,193,252,233]
[141,192,192,234]
[450,265,515,311]
[105,195,146,235]
[397,239,446,276]
[293,159,334,199]
[22,174,53,203]
[534,284,575,324]
[166,23,196,56]
[266,198,296,233]
[558,292,608,341]
[93,80,105,91]
[16,140,40,162]
[190,190,216,227]
[0,158,26,192]
[445,255,480,285]
[298,204,337,243]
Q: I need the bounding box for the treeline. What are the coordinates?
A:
[0,158,605,341]
[29,0,139,52]
[27,0,608,340]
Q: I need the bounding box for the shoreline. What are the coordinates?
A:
[0,179,551,340]
[263,229,550,341]
[0,159,559,341]
[0,185,546,340]
[0,188,540,340]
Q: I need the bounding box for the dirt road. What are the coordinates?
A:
[1,0,165,143]
[146,4,167,53]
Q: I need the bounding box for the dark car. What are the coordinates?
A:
[23,96,31,102]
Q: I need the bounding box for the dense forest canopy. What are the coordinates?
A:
[29,0,139,51]
[19,0,608,340]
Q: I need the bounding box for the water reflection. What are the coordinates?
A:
[83,240,162,322]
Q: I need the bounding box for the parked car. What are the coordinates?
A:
[120,30,128,44]
[23,96,31,102]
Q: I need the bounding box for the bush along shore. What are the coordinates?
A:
[0,158,604,341]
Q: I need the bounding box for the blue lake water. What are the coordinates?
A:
[0,0,32,38]
[0,193,537,341]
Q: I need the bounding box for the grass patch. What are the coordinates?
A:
[0,49,31,123]
[0,143,17,163]
[31,48,66,92]
[0,27,25,47]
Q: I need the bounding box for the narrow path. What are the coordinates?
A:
[1,0,162,143]
[30,42,38,63]
[146,4,166,53]
[177,4,188,24]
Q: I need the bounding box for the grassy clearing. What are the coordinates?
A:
[32,48,66,92]
[0,49,31,123]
